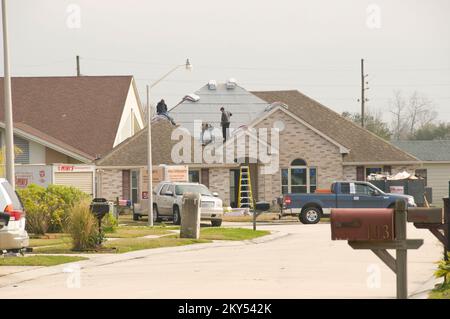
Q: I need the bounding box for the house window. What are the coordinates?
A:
[131,170,139,204]
[188,170,200,183]
[281,159,317,194]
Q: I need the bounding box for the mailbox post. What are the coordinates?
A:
[180,192,201,239]
[330,200,424,299]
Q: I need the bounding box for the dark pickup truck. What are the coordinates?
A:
[281,181,416,224]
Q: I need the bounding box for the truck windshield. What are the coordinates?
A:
[175,184,212,196]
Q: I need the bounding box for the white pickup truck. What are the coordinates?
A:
[152,182,223,227]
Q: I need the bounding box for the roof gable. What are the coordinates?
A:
[170,83,270,138]
[0,76,133,159]
[252,90,418,163]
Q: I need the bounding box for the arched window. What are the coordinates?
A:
[281,159,317,194]
[291,159,307,166]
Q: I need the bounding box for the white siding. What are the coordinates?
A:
[423,163,450,205]
[29,140,46,164]
[113,82,144,147]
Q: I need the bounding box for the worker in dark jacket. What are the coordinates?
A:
[220,107,232,142]
[156,99,176,125]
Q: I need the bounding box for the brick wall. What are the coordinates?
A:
[98,169,122,201]
[208,168,230,206]
[254,109,344,204]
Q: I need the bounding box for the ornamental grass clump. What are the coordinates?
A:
[67,200,99,251]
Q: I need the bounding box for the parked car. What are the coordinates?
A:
[281,181,417,224]
[147,182,223,227]
[0,178,29,253]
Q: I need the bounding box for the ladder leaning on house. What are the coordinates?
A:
[237,165,254,210]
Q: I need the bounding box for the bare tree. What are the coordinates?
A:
[389,90,437,140]
[389,90,409,140]
[407,91,437,136]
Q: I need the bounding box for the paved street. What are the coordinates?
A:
[0,222,443,299]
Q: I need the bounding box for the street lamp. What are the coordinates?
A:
[2,0,15,188]
[147,58,192,226]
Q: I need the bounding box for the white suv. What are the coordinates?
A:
[0,178,29,253]
[153,182,223,227]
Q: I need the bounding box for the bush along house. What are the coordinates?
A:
[97,80,421,209]
[0,76,145,195]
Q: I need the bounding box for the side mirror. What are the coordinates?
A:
[212,192,219,197]
[371,190,381,196]
[165,191,174,196]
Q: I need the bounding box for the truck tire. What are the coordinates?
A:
[153,204,161,223]
[173,206,181,225]
[299,207,321,224]
[133,213,140,221]
[211,219,222,227]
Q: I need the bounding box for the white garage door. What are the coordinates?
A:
[54,172,93,196]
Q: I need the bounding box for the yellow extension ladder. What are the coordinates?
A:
[237,165,254,209]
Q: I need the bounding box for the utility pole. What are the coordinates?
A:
[360,58,369,128]
[76,55,81,76]
[2,0,15,188]
[147,84,153,226]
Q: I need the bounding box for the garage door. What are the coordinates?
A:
[54,172,93,196]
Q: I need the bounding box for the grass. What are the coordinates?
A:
[200,227,270,241]
[31,227,270,254]
[105,226,176,238]
[29,234,71,247]
[103,237,210,253]
[0,255,87,267]
[429,282,450,299]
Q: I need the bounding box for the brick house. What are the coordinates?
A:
[96,81,420,209]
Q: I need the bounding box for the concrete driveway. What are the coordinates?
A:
[0,222,443,298]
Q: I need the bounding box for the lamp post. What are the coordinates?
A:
[147,59,192,226]
[2,0,15,188]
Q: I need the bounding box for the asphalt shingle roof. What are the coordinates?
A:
[0,76,134,159]
[251,90,419,163]
[96,120,182,166]
[392,140,450,161]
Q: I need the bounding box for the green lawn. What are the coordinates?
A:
[200,227,270,241]
[105,226,176,238]
[103,237,210,253]
[0,255,87,267]
[429,282,450,299]
[31,227,270,254]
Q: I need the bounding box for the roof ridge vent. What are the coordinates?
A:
[226,78,237,89]
[208,80,217,90]
[183,93,200,102]
[265,101,288,112]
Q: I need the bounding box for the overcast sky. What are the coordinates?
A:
[1,0,450,122]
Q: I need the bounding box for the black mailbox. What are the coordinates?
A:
[90,198,110,219]
[255,202,270,212]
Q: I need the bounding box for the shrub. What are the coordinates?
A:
[102,212,118,233]
[435,253,450,284]
[17,184,50,235]
[67,200,99,251]
[17,184,90,234]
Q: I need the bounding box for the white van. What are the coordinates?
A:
[0,178,29,253]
